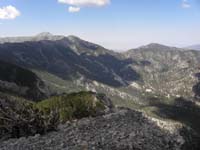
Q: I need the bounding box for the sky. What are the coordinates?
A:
[0,0,200,50]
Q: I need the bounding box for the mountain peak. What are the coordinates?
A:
[36,32,53,37]
[0,32,65,44]
[140,43,169,49]
[126,43,180,54]
[67,35,81,42]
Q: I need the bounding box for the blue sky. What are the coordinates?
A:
[0,0,200,50]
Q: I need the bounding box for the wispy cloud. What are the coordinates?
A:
[58,0,110,12]
[181,0,191,8]
[0,5,20,20]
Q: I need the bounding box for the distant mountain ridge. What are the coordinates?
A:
[0,32,64,43]
[185,44,200,51]
[0,33,199,102]
[138,43,179,50]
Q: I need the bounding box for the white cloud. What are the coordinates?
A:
[68,6,80,12]
[58,0,110,12]
[0,5,20,20]
[58,0,110,6]
[181,0,191,8]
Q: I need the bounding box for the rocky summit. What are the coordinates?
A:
[0,108,185,150]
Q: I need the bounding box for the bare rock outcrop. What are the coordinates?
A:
[0,108,184,150]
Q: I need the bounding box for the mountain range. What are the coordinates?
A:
[0,33,199,103]
[0,33,200,149]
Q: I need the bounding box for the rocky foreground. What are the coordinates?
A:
[0,108,185,150]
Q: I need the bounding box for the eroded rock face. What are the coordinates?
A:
[0,108,185,150]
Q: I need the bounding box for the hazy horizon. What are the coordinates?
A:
[0,0,200,49]
[0,32,194,51]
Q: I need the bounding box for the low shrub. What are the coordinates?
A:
[36,91,105,122]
